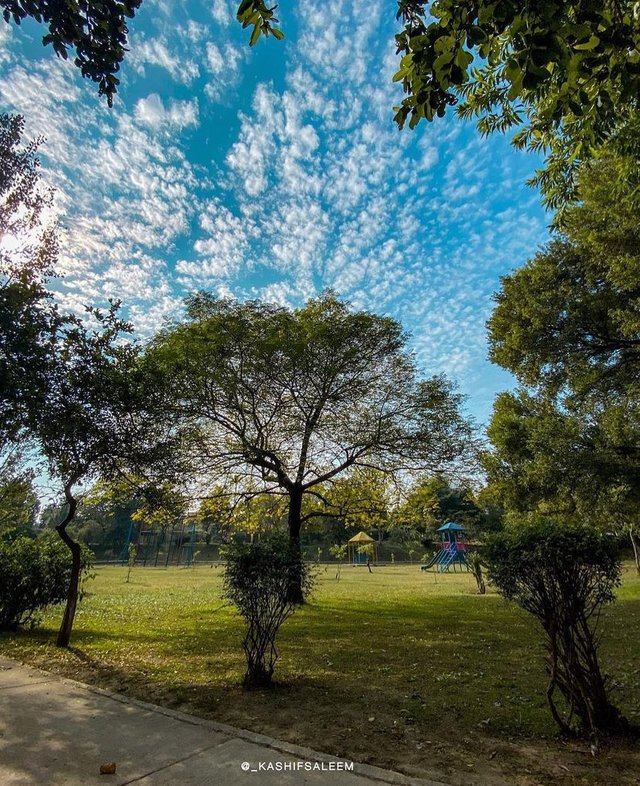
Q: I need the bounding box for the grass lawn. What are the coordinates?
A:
[1,562,639,785]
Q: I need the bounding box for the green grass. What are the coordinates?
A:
[1,563,639,785]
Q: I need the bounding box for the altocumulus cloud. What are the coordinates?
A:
[0,0,548,421]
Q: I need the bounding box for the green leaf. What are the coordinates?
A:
[467,26,488,45]
[574,35,600,51]
[249,24,261,47]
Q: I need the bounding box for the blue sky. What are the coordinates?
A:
[0,0,549,425]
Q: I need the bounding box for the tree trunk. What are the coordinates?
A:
[287,485,304,604]
[55,483,81,648]
[630,526,640,576]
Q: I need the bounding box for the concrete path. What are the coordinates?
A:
[0,657,446,786]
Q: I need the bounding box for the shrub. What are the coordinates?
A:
[486,519,628,739]
[0,534,93,631]
[223,533,314,689]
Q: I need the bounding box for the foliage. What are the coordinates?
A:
[236,0,283,46]
[486,160,640,569]
[489,159,640,400]
[130,482,188,532]
[68,478,141,556]
[190,489,288,543]
[223,532,314,688]
[0,113,59,450]
[395,474,494,541]
[148,292,473,598]
[485,391,639,515]
[0,533,92,631]
[32,302,173,646]
[322,467,392,534]
[393,1,640,211]
[0,448,38,534]
[486,519,628,737]
[1,1,142,106]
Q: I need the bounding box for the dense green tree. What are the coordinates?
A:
[316,467,392,539]
[486,160,640,569]
[396,474,486,538]
[0,532,91,631]
[33,303,170,646]
[484,390,640,571]
[68,478,142,555]
[148,292,474,600]
[489,159,640,399]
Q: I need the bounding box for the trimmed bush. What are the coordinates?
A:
[223,533,314,689]
[0,534,92,631]
[486,519,628,739]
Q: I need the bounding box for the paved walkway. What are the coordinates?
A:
[0,657,446,786]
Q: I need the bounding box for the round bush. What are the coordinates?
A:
[486,518,627,737]
[0,533,92,631]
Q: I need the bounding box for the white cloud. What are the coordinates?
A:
[0,23,12,65]
[0,55,202,333]
[134,94,199,130]
[0,0,549,422]
[206,42,225,74]
[203,41,246,102]
[211,0,233,26]
[129,34,200,84]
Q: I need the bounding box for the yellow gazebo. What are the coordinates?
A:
[347,531,377,565]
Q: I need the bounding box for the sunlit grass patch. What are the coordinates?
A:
[1,562,639,785]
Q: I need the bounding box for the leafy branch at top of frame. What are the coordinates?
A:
[236,0,284,46]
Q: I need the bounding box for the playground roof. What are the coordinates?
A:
[437,522,466,532]
[347,531,376,543]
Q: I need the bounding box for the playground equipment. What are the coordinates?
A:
[421,522,470,572]
[120,519,197,567]
[347,531,378,564]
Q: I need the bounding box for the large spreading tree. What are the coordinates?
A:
[148,292,474,598]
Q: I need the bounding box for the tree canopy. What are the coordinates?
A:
[484,158,640,568]
[147,292,474,572]
[1,0,142,106]
[0,449,38,535]
[488,157,640,401]
[30,302,175,645]
[396,473,492,539]
[394,1,640,210]
[0,113,59,450]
